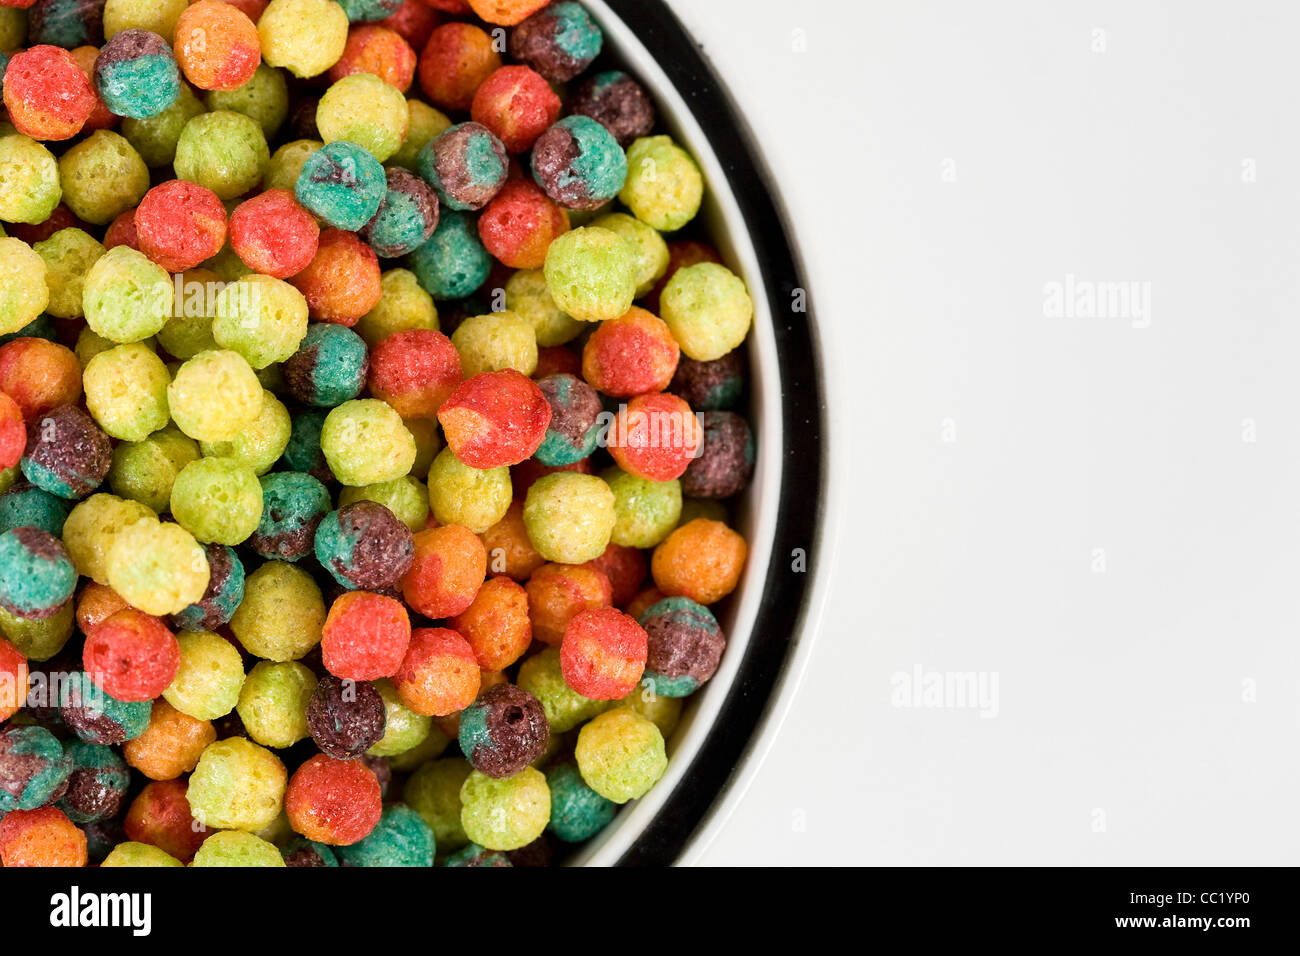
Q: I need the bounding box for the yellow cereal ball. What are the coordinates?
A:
[504,267,582,347]
[575,707,667,804]
[0,600,74,661]
[163,630,246,721]
[83,246,173,343]
[83,344,172,442]
[262,139,322,192]
[236,660,317,749]
[169,457,263,545]
[459,767,550,852]
[211,275,309,369]
[321,398,416,487]
[109,426,200,513]
[187,737,287,832]
[57,130,150,226]
[405,418,441,479]
[403,757,472,851]
[615,681,683,739]
[0,238,49,336]
[73,328,121,368]
[61,494,156,584]
[101,842,184,867]
[339,476,429,533]
[121,84,206,169]
[316,73,409,163]
[522,472,615,564]
[426,447,510,534]
[450,310,538,377]
[107,516,211,616]
[355,269,439,347]
[385,724,450,772]
[0,134,60,226]
[659,262,754,362]
[367,677,432,757]
[591,212,669,298]
[259,0,349,79]
[167,349,265,443]
[0,7,26,50]
[104,0,189,41]
[230,560,324,661]
[388,100,453,171]
[200,390,291,475]
[619,136,705,232]
[191,830,285,867]
[34,228,104,319]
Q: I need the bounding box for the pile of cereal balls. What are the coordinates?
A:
[0,0,756,868]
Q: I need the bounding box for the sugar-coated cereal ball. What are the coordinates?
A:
[480,180,569,273]
[594,212,669,296]
[82,246,171,345]
[533,373,600,466]
[0,724,72,812]
[82,343,170,442]
[575,707,665,803]
[0,635,27,721]
[205,63,289,140]
[419,121,508,213]
[448,575,530,670]
[236,659,316,748]
[109,425,196,511]
[532,116,626,211]
[119,81,203,167]
[258,0,348,78]
[212,275,309,369]
[230,560,324,661]
[248,471,330,561]
[286,752,382,844]
[4,46,96,140]
[322,590,411,680]
[467,0,545,26]
[391,626,479,718]
[60,669,153,746]
[102,0,187,41]
[94,28,180,119]
[227,189,319,279]
[0,806,87,867]
[458,682,548,778]
[34,228,102,321]
[173,1,259,92]
[375,0,435,47]
[409,209,491,300]
[0,481,70,536]
[306,674,386,759]
[479,499,544,580]
[282,322,369,408]
[187,737,286,831]
[546,762,614,843]
[33,0,101,48]
[509,1,601,83]
[336,0,401,23]
[670,349,744,412]
[682,410,754,499]
[544,226,636,323]
[102,841,184,866]
[459,765,548,851]
[621,135,705,233]
[58,130,149,227]
[524,562,610,646]
[56,740,129,824]
[167,349,264,442]
[366,676,431,756]
[163,629,244,720]
[0,338,82,423]
[321,398,415,486]
[22,405,112,500]
[105,516,210,615]
[60,493,150,585]
[505,267,581,346]
[404,756,470,850]
[173,110,269,200]
[427,446,511,533]
[637,595,725,697]
[439,369,550,469]
[417,21,500,112]
[314,500,415,590]
[607,392,702,482]
[451,310,538,377]
[522,471,614,565]
[282,837,339,867]
[0,135,61,226]
[356,268,438,346]
[336,801,433,866]
[569,70,655,148]
[0,597,75,660]
[0,5,23,45]
[317,72,408,163]
[604,466,681,549]
[82,607,179,703]
[399,523,485,617]
[170,543,243,631]
[282,409,332,481]
[262,138,321,192]
[615,679,683,738]
[389,99,452,171]
[470,64,559,155]
[170,458,263,545]
[560,605,646,700]
[0,239,49,337]
[290,229,383,324]
[331,24,416,90]
[582,307,678,398]
[201,391,291,476]
[660,262,753,365]
[335,477,423,530]
[367,328,461,418]
[75,581,128,633]
[191,829,284,866]
[361,168,439,259]
[294,140,387,231]
[444,842,511,866]
[651,517,747,605]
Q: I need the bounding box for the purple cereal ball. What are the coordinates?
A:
[284,838,339,866]
[418,122,508,213]
[169,543,245,631]
[533,373,601,466]
[681,411,754,499]
[20,406,112,500]
[291,97,321,141]
[361,167,440,258]
[306,674,387,760]
[569,70,656,147]
[669,350,745,412]
[314,500,416,591]
[508,1,603,84]
[56,742,129,824]
[506,835,553,868]
[638,595,726,697]
[457,683,549,779]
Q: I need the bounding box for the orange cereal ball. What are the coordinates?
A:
[0,806,87,867]
[75,582,130,634]
[447,575,530,671]
[123,778,206,862]
[174,1,261,91]
[392,626,480,717]
[321,590,411,681]
[478,499,544,581]
[290,229,383,326]
[467,0,547,26]
[0,635,28,721]
[0,338,82,423]
[582,307,679,399]
[651,518,747,606]
[400,523,486,619]
[330,24,417,91]
[525,562,611,646]
[417,22,501,112]
[122,697,216,779]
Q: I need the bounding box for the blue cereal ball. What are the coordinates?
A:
[443,842,512,867]
[313,500,414,591]
[93,29,182,120]
[0,315,58,348]
[546,762,615,842]
[0,528,76,621]
[283,323,369,408]
[169,543,245,631]
[284,837,340,867]
[0,724,73,812]
[337,803,435,867]
[409,210,491,301]
[295,140,387,231]
[531,115,627,211]
[418,122,508,213]
[637,596,725,697]
[0,482,73,535]
[59,671,153,745]
[534,373,601,466]
[509,1,603,84]
[248,471,332,562]
[30,0,105,49]
[336,0,401,23]
[56,741,130,824]
[282,409,335,482]
[21,406,113,500]
[361,168,440,259]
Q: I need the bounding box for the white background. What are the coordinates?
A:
[671,0,1300,865]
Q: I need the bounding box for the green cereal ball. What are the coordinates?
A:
[575,708,667,804]
[167,350,265,443]
[321,399,416,487]
[615,681,683,739]
[121,84,206,169]
[602,466,680,549]
[62,494,155,585]
[174,111,270,201]
[200,391,291,476]
[236,660,317,749]
[592,212,669,297]
[170,457,263,545]
[660,262,754,362]
[426,448,510,534]
[83,246,172,344]
[0,7,25,49]
[104,0,188,41]
[259,0,349,79]
[504,268,582,347]
[317,73,408,163]
[339,476,429,533]
[57,131,149,226]
[35,228,104,319]
[163,630,245,721]
[0,134,60,225]
[619,136,705,232]
[205,65,290,141]
[212,275,309,369]
[517,646,607,733]
[367,678,432,758]
[0,600,74,661]
[157,314,217,361]
[229,560,324,661]
[385,724,450,772]
[157,270,222,358]
[522,472,615,565]
[459,767,550,852]
[403,757,472,852]
[449,310,537,378]
[543,226,637,323]
[388,101,453,172]
[83,344,171,442]
[355,269,439,348]
[191,830,285,867]
[188,738,287,832]
[262,139,322,192]
[73,328,121,368]
[102,842,184,867]
[201,244,252,283]
[0,239,49,336]
[678,496,728,527]
[106,516,210,617]
[109,426,199,513]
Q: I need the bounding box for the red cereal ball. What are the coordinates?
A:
[646,240,722,315]
[418,22,501,112]
[69,46,117,133]
[229,189,321,279]
[0,392,25,470]
[582,307,680,398]
[437,369,551,469]
[525,562,611,645]
[366,328,462,419]
[290,229,383,326]
[135,180,229,273]
[477,178,568,270]
[0,807,87,867]
[0,339,83,423]
[510,455,590,500]
[419,0,468,12]
[321,591,411,681]
[103,209,140,252]
[401,524,486,618]
[0,636,28,722]
[378,0,440,51]
[608,392,703,482]
[124,778,206,862]
[560,605,647,700]
[286,753,382,846]
[448,574,530,670]
[392,626,480,716]
[533,345,580,380]
[6,205,87,247]
[173,1,261,92]
[331,25,418,91]
[83,608,181,703]
[3,46,96,141]
[470,64,561,154]
[223,0,270,19]
[581,542,648,609]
